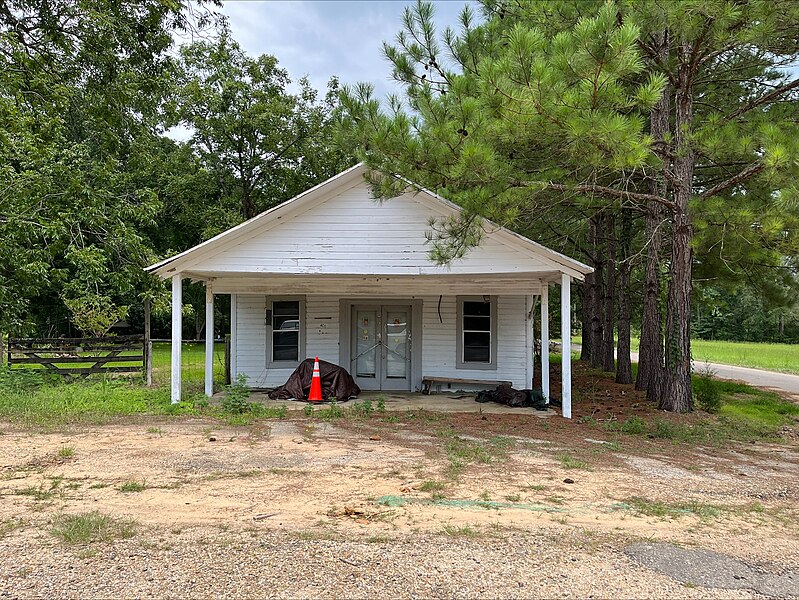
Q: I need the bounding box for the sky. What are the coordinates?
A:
[217,0,473,99]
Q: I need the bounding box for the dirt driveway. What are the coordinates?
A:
[1,412,798,598]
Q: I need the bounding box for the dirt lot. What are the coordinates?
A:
[1,408,798,598]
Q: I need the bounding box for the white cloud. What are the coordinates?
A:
[218,0,474,98]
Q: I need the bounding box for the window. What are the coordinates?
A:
[457,296,497,370]
[269,298,305,365]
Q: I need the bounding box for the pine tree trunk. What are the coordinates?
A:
[602,213,616,373]
[637,30,669,398]
[616,209,633,384]
[580,277,592,362]
[589,215,604,369]
[661,46,695,413]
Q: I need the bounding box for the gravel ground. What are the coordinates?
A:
[0,527,764,599]
[1,414,798,598]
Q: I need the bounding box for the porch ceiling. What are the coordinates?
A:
[185,271,561,295]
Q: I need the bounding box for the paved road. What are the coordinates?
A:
[631,351,799,395]
[571,344,799,395]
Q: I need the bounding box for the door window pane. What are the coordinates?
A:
[385,310,409,379]
[354,310,377,378]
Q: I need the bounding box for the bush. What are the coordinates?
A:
[620,416,646,434]
[694,373,722,413]
[221,374,251,415]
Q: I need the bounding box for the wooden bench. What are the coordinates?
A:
[421,376,512,395]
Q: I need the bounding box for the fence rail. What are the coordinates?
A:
[7,335,145,378]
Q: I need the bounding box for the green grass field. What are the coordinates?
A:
[570,336,799,375]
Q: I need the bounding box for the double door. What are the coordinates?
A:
[351,305,412,390]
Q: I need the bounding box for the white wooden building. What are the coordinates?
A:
[147,164,592,417]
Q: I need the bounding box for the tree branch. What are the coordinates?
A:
[722,77,799,123]
[521,181,676,211]
[699,162,765,199]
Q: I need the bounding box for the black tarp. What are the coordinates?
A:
[268,358,360,401]
[475,384,549,410]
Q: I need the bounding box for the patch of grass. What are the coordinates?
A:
[418,480,447,493]
[523,484,547,492]
[0,518,24,539]
[0,376,202,427]
[442,433,513,477]
[365,535,391,543]
[14,486,55,501]
[296,530,338,541]
[89,483,109,490]
[442,525,479,537]
[624,496,722,520]
[689,339,799,375]
[317,401,344,420]
[118,481,146,493]
[51,511,137,545]
[146,427,163,435]
[558,453,589,470]
[57,446,76,458]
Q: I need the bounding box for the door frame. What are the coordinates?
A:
[339,298,423,392]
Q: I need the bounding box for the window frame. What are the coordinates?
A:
[267,296,306,368]
[456,295,498,370]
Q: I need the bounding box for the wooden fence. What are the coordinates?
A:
[7,335,146,379]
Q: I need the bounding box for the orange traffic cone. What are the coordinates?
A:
[308,356,323,402]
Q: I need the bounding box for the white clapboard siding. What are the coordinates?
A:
[236,294,530,390]
[235,295,341,388]
[192,181,554,275]
[421,296,529,389]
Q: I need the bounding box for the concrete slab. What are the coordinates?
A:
[247,390,556,417]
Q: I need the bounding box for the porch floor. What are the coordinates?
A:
[242,390,556,416]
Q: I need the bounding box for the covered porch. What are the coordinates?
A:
[168,271,575,418]
[233,390,558,416]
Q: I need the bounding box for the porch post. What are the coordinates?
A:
[204,283,214,397]
[540,284,550,401]
[561,273,572,419]
[229,294,237,381]
[171,274,182,404]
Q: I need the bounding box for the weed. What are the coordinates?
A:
[221,374,252,415]
[546,496,565,505]
[303,403,315,417]
[146,427,162,435]
[89,483,109,490]
[365,535,390,543]
[318,401,344,420]
[51,511,137,545]
[558,453,589,470]
[602,440,621,451]
[0,518,23,539]
[523,484,547,492]
[118,480,146,493]
[376,395,387,413]
[578,415,598,425]
[620,416,646,434]
[58,446,75,459]
[15,486,54,501]
[624,496,722,520]
[442,525,479,537]
[418,480,447,493]
[382,414,400,423]
[505,493,522,502]
[479,490,492,501]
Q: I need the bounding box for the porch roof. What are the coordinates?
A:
[183,272,561,295]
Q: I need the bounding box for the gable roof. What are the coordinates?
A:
[147,163,592,280]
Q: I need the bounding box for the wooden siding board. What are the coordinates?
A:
[192,183,554,275]
[234,293,530,391]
